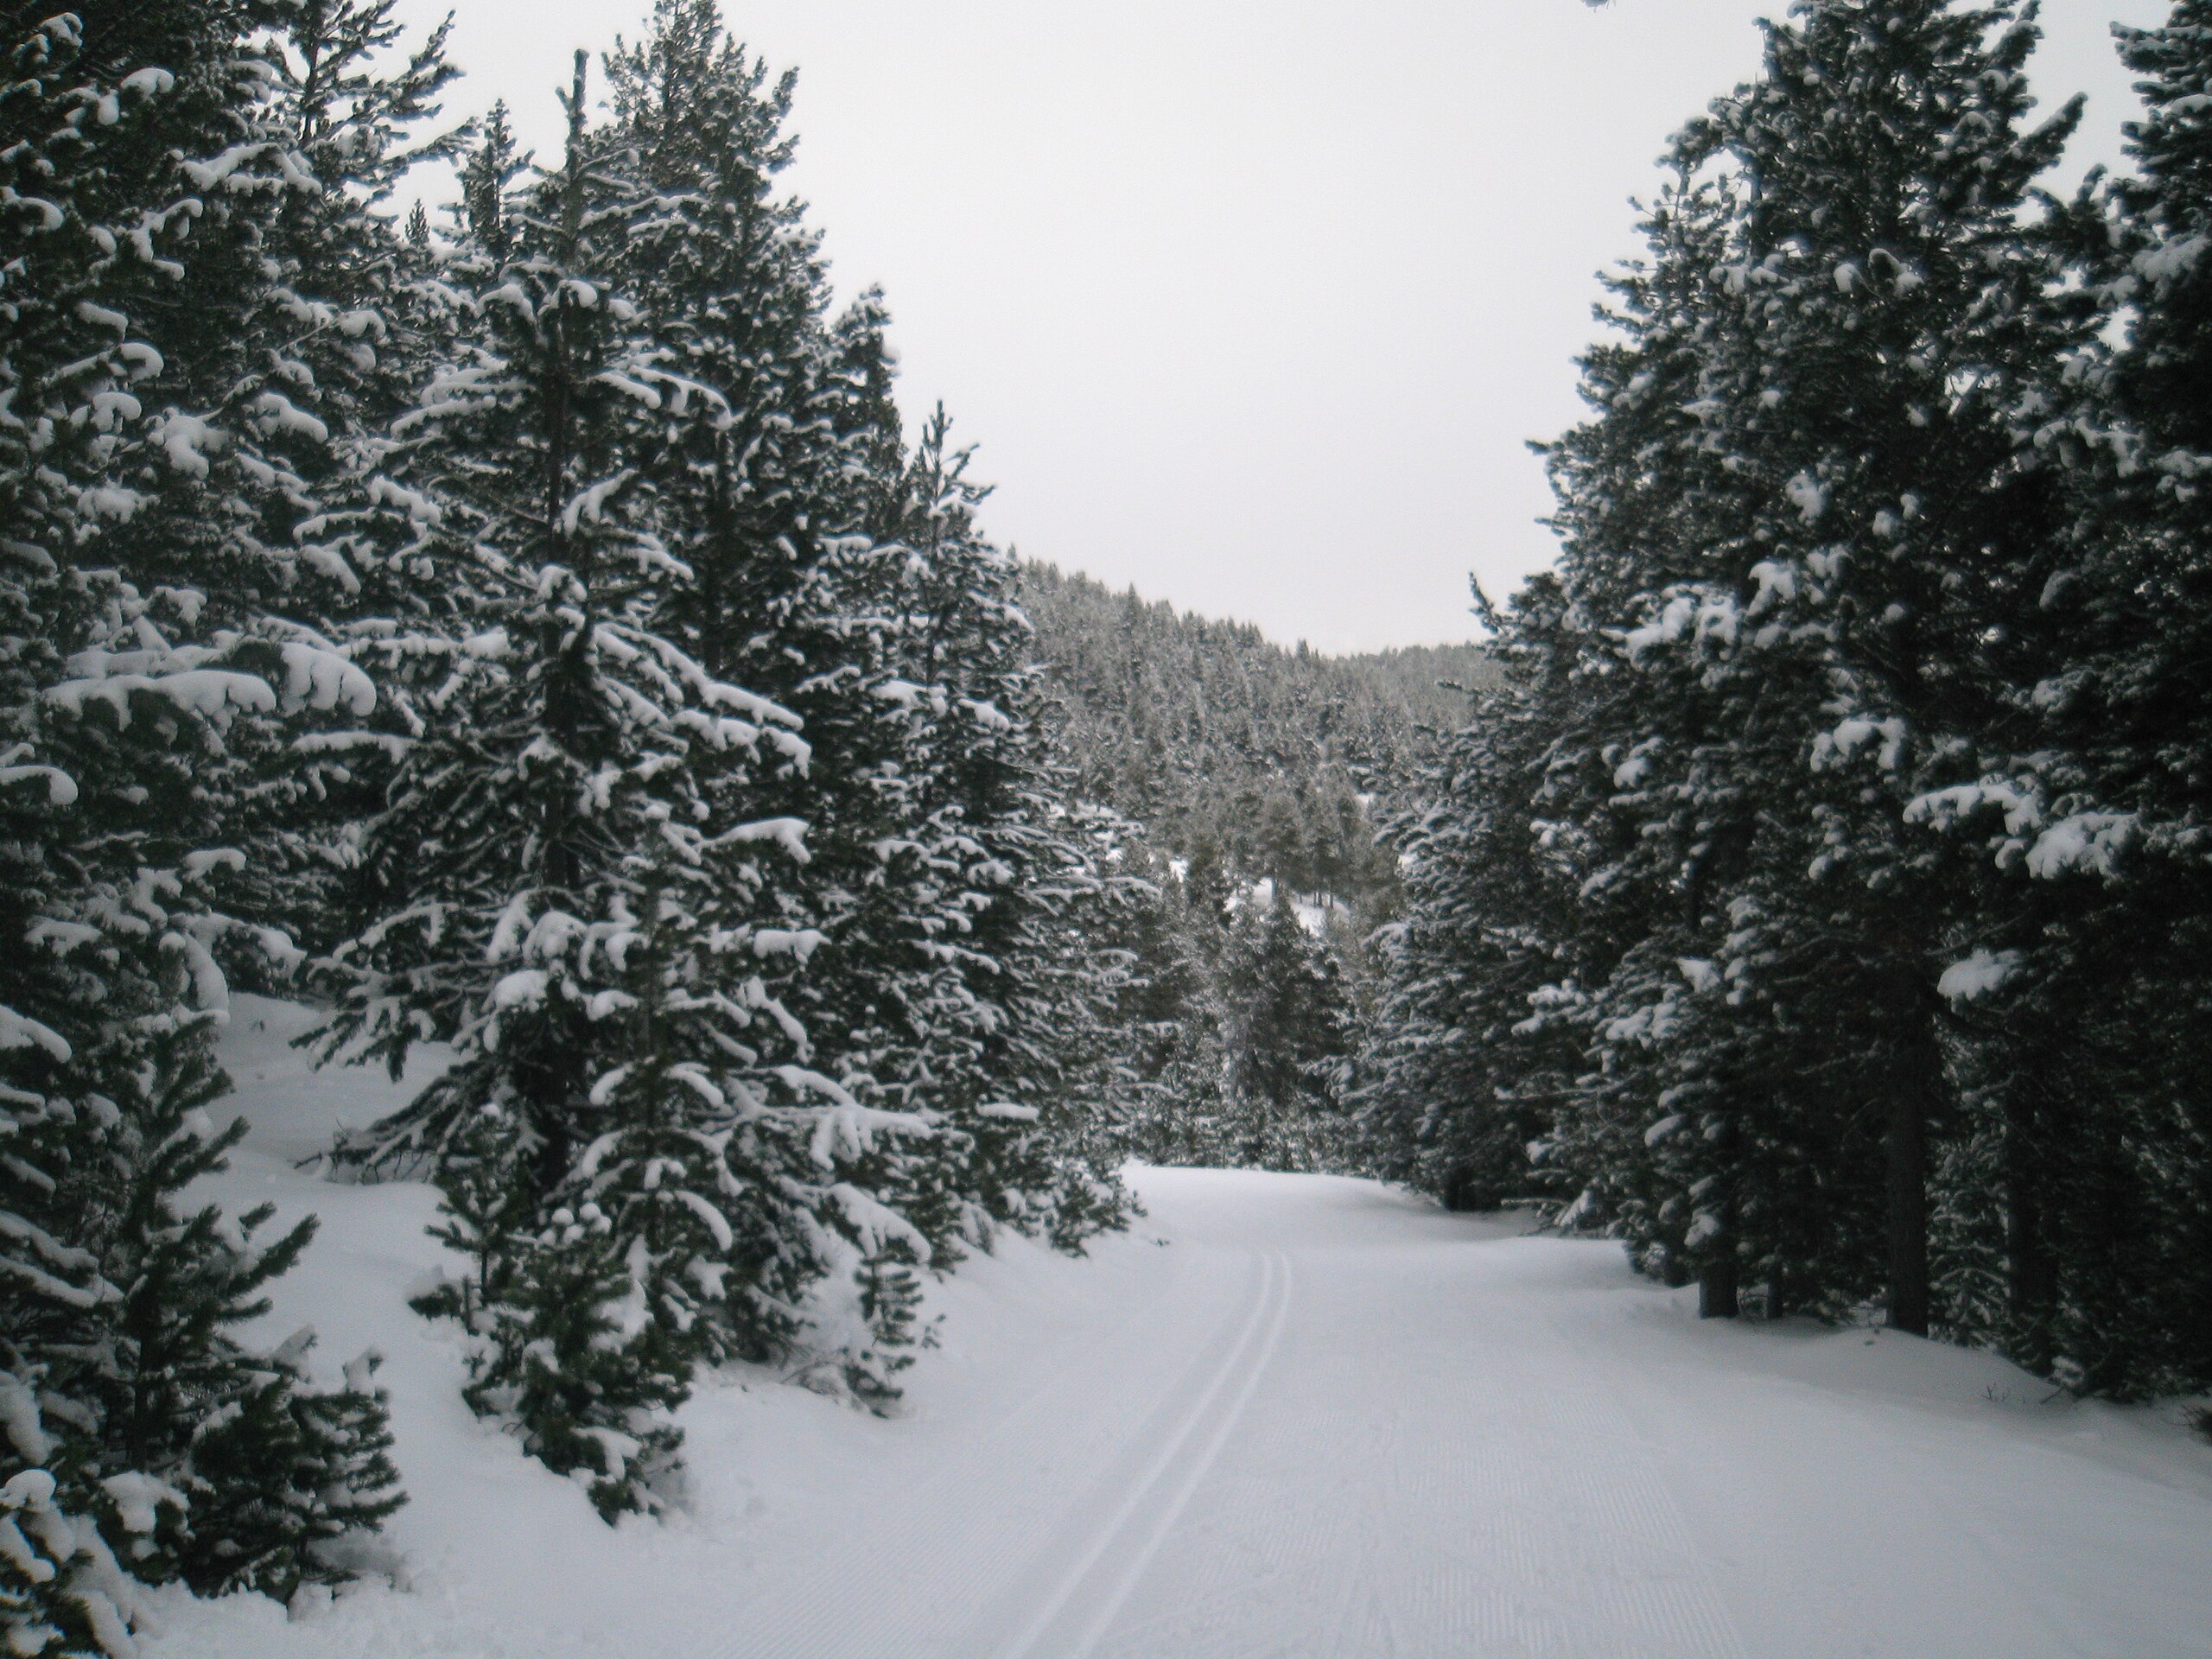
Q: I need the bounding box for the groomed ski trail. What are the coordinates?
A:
[154,1035,2212,1659]
[976,1248,1294,1659]
[711,1169,2210,1659]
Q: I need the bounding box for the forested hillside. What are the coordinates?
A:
[1010,566,1491,1179]
[1021,563,1494,905]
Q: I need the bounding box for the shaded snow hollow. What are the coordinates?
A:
[147,996,2212,1658]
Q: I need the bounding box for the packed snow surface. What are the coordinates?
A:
[154,997,2212,1658]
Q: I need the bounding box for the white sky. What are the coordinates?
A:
[388,0,2166,653]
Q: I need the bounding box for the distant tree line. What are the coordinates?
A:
[1357,0,2212,1403]
[1020,565,1497,1174]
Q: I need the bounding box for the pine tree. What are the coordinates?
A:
[874,411,1142,1246]
[3,6,405,1644]
[1688,0,2082,1332]
[1215,886,1351,1171]
[1503,136,1853,1313]
[595,3,969,1395]
[604,0,836,688]
[76,1040,401,1597]
[230,0,469,964]
[1901,0,2212,1392]
[1352,579,1582,1212]
[323,54,800,1507]
[2024,0,2212,1395]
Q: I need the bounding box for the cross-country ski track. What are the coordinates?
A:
[150,998,2212,1659]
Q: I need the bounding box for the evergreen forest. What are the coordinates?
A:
[3,0,2209,1651]
[1355,0,2212,1402]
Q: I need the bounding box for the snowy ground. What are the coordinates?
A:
[147,996,2212,1658]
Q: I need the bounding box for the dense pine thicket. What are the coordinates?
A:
[2,2,1147,1645]
[1019,564,1493,1173]
[1361,0,2212,1399]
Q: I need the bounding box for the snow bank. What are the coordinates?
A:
[151,999,1168,1658]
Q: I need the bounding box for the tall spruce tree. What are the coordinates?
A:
[1683,0,2082,1332]
[3,4,411,1648]
[598,3,1006,1392]
[320,53,863,1510]
[1901,0,2212,1392]
[1351,579,1583,1213]
[1523,134,1867,1316]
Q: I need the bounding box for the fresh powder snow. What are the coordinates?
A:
[143,997,2212,1659]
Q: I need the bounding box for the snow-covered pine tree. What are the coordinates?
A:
[568,2,1138,1408]
[2026,0,2212,1395]
[1140,999,1236,1170]
[864,409,1142,1250]
[594,3,963,1399]
[1512,138,1871,1317]
[1684,0,2082,1332]
[1903,0,2212,1393]
[1005,796,1155,1242]
[823,285,910,548]
[271,1,462,289]
[74,1046,404,1598]
[320,52,944,1499]
[1215,883,1352,1173]
[3,4,407,1642]
[260,0,463,518]
[1351,577,1583,1213]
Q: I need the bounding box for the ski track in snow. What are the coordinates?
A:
[1077,1209,1746,1659]
[982,1249,1294,1659]
[723,1235,1219,1659]
[148,1001,2212,1659]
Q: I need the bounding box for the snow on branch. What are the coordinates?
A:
[1937,949,2021,1002]
[712,818,810,863]
[0,1004,70,1062]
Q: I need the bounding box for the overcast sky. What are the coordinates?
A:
[387,0,2166,654]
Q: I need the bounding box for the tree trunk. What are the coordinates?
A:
[2004,1080,2058,1373]
[1886,990,1938,1337]
[1700,1256,1739,1319]
[1701,1112,1739,1319]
